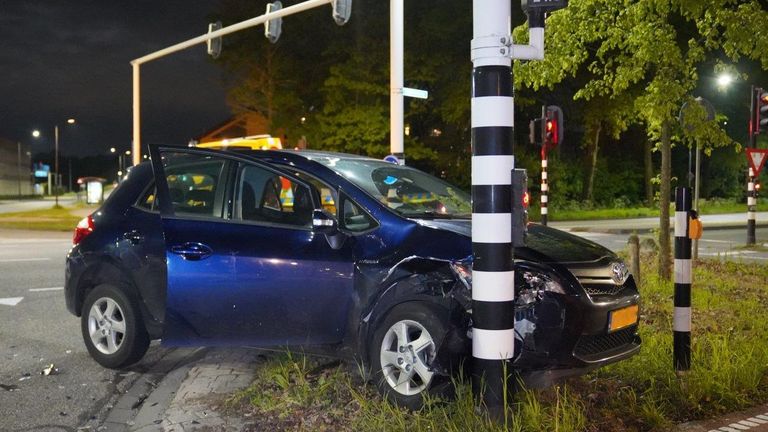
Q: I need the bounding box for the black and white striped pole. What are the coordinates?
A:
[471,0,516,411]
[541,147,548,225]
[748,167,757,246]
[471,0,566,414]
[674,187,692,371]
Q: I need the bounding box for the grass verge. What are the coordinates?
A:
[224,254,768,431]
[0,206,87,231]
[527,197,768,221]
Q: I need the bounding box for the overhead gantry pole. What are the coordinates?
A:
[130,0,348,166]
[470,0,566,416]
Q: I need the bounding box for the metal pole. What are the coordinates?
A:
[748,86,757,245]
[131,0,334,167]
[54,125,59,207]
[541,148,548,225]
[471,0,515,416]
[540,106,548,226]
[17,142,22,199]
[390,0,404,163]
[132,64,141,166]
[674,187,692,371]
[693,144,701,259]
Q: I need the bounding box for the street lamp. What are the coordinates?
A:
[33,119,76,207]
[716,73,733,89]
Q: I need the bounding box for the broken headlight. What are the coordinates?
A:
[517,271,566,305]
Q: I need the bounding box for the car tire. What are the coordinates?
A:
[81,284,149,369]
[369,302,453,409]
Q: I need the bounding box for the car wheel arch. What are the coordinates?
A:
[75,257,141,317]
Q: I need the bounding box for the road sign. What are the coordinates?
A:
[383,154,400,164]
[746,148,768,175]
[403,87,428,99]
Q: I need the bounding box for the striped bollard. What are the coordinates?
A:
[470,0,515,413]
[748,167,756,246]
[674,187,692,371]
[541,150,548,225]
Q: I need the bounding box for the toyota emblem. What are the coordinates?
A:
[611,262,630,285]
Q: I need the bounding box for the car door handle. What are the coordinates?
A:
[170,242,213,261]
[123,230,144,245]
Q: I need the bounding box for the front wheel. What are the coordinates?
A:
[369,303,452,409]
[81,284,149,369]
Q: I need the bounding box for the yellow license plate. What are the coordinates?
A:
[609,304,639,332]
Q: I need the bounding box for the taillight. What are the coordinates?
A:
[73,215,95,245]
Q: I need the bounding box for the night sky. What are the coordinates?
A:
[0,1,232,157]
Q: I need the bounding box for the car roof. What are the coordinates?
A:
[222,149,384,164]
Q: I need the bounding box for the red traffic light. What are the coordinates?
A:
[522,191,530,209]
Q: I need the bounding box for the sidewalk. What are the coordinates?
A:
[550,212,768,234]
[100,348,263,432]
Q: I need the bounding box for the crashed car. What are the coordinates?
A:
[65,147,640,408]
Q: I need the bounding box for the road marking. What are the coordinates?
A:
[0,297,23,306]
[739,420,761,427]
[0,258,51,263]
[747,417,768,424]
[29,287,64,292]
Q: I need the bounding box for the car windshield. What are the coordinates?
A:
[312,156,471,219]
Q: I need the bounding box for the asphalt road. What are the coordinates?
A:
[571,227,768,262]
[0,229,167,432]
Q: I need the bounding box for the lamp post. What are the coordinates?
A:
[34,118,75,207]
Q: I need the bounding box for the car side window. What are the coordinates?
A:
[339,193,377,233]
[136,184,157,212]
[161,152,227,219]
[235,164,314,228]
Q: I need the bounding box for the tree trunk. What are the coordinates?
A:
[644,139,654,206]
[658,121,672,280]
[583,122,602,202]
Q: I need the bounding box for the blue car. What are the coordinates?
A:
[65,146,640,408]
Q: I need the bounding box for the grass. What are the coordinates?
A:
[225,253,768,431]
[0,205,89,231]
[528,197,768,221]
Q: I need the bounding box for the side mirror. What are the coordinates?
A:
[312,209,337,234]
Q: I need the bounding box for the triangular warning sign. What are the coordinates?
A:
[746,148,768,176]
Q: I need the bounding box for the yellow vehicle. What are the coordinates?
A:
[195,135,282,150]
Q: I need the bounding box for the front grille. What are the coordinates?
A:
[582,283,625,296]
[574,325,637,359]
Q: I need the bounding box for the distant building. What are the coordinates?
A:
[196,113,270,144]
[195,112,305,150]
[0,138,33,196]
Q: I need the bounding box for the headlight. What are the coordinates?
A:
[518,271,566,305]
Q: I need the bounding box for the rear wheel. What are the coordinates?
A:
[369,303,451,409]
[81,284,149,369]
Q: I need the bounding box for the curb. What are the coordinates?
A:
[557,222,768,235]
[100,348,262,432]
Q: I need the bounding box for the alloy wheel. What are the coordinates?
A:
[87,297,126,355]
[379,319,436,396]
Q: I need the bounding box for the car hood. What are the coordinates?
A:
[415,219,615,264]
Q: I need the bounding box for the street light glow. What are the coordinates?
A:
[717,73,733,88]
[32,130,41,138]
[110,147,116,153]
[67,118,76,124]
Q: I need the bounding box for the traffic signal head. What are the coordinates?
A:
[545,105,564,147]
[759,91,768,133]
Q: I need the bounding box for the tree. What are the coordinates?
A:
[514,0,761,279]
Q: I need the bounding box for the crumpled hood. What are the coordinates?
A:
[416,219,615,264]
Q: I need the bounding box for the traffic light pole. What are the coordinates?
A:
[540,106,548,226]
[470,0,516,415]
[748,86,758,246]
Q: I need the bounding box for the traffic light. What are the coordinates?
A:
[264,1,283,44]
[545,105,564,147]
[759,91,768,134]
[529,118,543,145]
[206,21,222,59]
[511,169,528,247]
